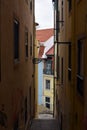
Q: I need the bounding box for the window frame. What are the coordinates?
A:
[68,44,71,80]
[45,97,50,102]
[14,19,19,62]
[67,0,72,12]
[30,0,32,11]
[45,80,50,90]
[25,28,28,58]
[61,57,64,84]
[45,97,50,109]
[61,0,64,26]
[30,34,32,57]
[77,39,84,96]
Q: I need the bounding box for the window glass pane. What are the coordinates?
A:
[14,19,19,60]
[30,34,32,56]
[46,103,50,109]
[46,80,50,89]
[77,39,84,96]
[25,29,28,57]
[45,97,50,102]
[61,57,63,84]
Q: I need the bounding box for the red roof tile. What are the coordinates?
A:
[36,28,54,42]
[46,46,54,55]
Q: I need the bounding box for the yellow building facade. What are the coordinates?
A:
[0,0,35,130]
[54,0,87,130]
[43,75,54,112]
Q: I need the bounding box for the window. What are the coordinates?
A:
[56,14,59,41]
[46,60,52,74]
[14,19,19,60]
[29,87,31,118]
[61,57,63,84]
[45,97,50,102]
[30,34,32,56]
[30,0,32,11]
[45,97,50,109]
[68,0,72,12]
[77,40,84,96]
[68,44,71,80]
[61,0,64,26]
[25,29,28,58]
[25,97,27,124]
[46,80,50,89]
[46,103,50,109]
[56,45,60,80]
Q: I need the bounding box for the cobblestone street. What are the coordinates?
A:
[38,114,53,119]
[30,119,58,130]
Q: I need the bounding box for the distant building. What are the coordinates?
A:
[43,46,54,112]
[36,29,54,106]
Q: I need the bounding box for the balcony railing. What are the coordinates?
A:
[43,69,54,75]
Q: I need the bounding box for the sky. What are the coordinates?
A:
[35,0,54,29]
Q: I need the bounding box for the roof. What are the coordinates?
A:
[41,36,54,58]
[36,28,54,42]
[46,45,54,55]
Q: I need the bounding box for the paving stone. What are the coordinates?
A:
[30,119,58,130]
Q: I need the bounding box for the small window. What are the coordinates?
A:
[46,80,50,89]
[61,0,64,26]
[68,44,71,80]
[14,19,19,61]
[46,60,52,75]
[77,40,84,96]
[56,55,60,80]
[30,34,32,56]
[61,57,63,84]
[30,0,32,11]
[25,97,27,124]
[46,103,50,109]
[68,0,72,12]
[25,29,28,58]
[45,97,50,102]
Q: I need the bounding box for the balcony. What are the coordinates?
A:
[43,69,54,75]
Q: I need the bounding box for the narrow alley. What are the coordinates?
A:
[0,0,87,130]
[30,119,58,130]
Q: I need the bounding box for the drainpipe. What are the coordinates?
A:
[52,0,59,118]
